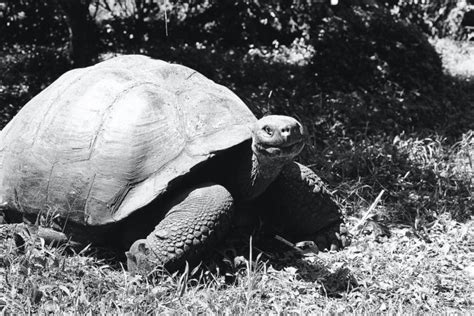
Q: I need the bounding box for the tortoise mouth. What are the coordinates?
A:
[253,139,305,158]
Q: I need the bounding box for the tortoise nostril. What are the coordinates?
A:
[281,127,291,138]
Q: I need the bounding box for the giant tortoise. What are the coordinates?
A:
[0,55,349,272]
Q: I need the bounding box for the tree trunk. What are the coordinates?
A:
[58,0,98,67]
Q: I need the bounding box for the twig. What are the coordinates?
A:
[164,0,169,37]
[274,234,305,255]
[350,189,385,236]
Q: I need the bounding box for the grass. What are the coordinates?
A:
[0,213,472,313]
[0,39,473,313]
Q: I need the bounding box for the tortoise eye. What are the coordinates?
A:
[263,126,273,135]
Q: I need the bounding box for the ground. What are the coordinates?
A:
[0,39,473,313]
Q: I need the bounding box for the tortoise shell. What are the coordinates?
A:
[0,55,256,225]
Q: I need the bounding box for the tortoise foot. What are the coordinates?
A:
[126,183,234,273]
[312,221,351,252]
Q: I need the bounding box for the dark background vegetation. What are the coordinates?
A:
[0,0,472,225]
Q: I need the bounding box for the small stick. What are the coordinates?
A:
[350,189,385,236]
[164,0,169,37]
[274,235,305,255]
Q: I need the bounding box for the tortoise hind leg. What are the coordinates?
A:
[126,183,234,273]
[261,162,350,251]
[0,205,75,247]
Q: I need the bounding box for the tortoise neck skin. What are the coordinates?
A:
[247,150,290,199]
[227,145,289,201]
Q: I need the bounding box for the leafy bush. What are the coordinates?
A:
[0,1,68,46]
[0,45,70,127]
[386,0,471,39]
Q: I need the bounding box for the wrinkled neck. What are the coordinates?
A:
[227,146,287,201]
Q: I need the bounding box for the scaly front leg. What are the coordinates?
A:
[261,162,350,251]
[126,183,234,273]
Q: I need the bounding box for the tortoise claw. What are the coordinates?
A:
[313,221,352,252]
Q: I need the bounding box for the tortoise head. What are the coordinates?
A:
[251,115,306,163]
